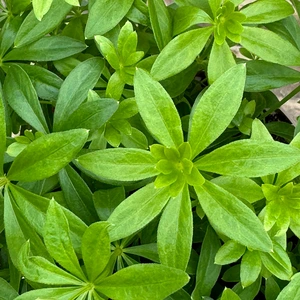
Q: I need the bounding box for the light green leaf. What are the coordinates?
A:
[77,148,158,182]
[241,0,294,24]
[148,0,172,50]
[108,183,170,241]
[4,36,87,62]
[221,288,241,300]
[191,226,221,299]
[44,200,86,281]
[188,64,246,159]
[151,27,213,81]
[123,243,159,263]
[134,68,183,148]
[65,0,80,5]
[7,129,88,182]
[241,27,300,66]
[0,278,19,300]
[14,0,72,47]
[85,0,134,39]
[195,181,273,252]
[3,64,49,134]
[215,240,246,265]
[18,241,84,286]
[59,165,98,225]
[96,264,189,300]
[195,139,300,177]
[209,0,222,18]
[157,185,192,271]
[211,176,264,203]
[121,127,149,149]
[0,84,5,176]
[82,222,111,282]
[53,58,104,131]
[32,0,53,21]
[208,40,236,84]
[250,119,273,142]
[276,272,300,300]
[240,250,261,288]
[173,6,213,36]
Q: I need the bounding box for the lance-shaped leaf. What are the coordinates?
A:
[188,64,246,159]
[134,68,183,148]
[4,36,86,62]
[191,226,221,299]
[148,0,172,50]
[8,183,87,255]
[14,0,72,47]
[240,250,261,288]
[241,27,300,66]
[245,60,300,92]
[85,0,134,39]
[82,222,111,282]
[53,58,104,131]
[0,84,5,176]
[0,278,18,300]
[18,241,84,286]
[32,0,53,21]
[7,129,88,182]
[108,183,170,241]
[276,272,300,300]
[195,139,300,177]
[77,148,158,182]
[215,240,246,265]
[3,64,49,134]
[241,0,294,24]
[157,185,192,271]
[44,200,87,281]
[195,181,273,252]
[151,27,213,81]
[95,264,189,300]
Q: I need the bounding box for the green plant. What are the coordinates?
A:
[1,0,300,299]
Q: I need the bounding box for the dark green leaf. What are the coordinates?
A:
[0,84,5,176]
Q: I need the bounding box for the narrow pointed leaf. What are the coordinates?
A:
[157,186,192,271]
[195,181,272,252]
[0,84,5,176]
[134,68,183,147]
[215,240,246,265]
[0,278,18,300]
[32,0,53,21]
[241,250,261,288]
[195,139,300,177]
[7,129,88,182]
[189,64,246,158]
[108,183,170,241]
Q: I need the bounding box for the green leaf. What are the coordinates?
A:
[123,243,159,263]
[211,176,264,203]
[195,181,273,252]
[93,187,125,221]
[148,0,172,50]
[195,139,300,177]
[240,250,261,288]
[134,68,183,147]
[82,222,111,282]
[0,278,19,300]
[59,165,98,225]
[191,226,221,299]
[245,60,300,92]
[4,36,86,62]
[14,0,72,47]
[77,148,158,182]
[241,27,300,66]
[96,264,189,299]
[208,40,236,84]
[209,0,222,17]
[265,276,281,300]
[53,58,104,131]
[215,240,246,265]
[188,64,246,159]
[157,185,192,271]
[221,288,241,300]
[7,129,88,182]
[0,84,6,176]
[18,241,84,286]
[241,0,294,24]
[108,183,170,241]
[151,27,213,81]
[32,0,53,21]
[44,200,86,281]
[85,0,134,39]
[172,6,212,36]
[3,64,49,134]
[121,127,149,149]
[276,272,300,300]
[65,0,80,5]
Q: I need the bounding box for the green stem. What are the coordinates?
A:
[260,85,300,119]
